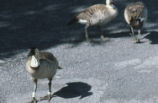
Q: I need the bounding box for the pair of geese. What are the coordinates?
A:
[26,0,147,103]
[68,0,147,43]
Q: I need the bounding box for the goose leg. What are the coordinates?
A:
[39,78,52,101]
[138,29,141,36]
[98,25,108,41]
[98,25,104,39]
[130,26,140,43]
[48,78,52,102]
[31,79,38,103]
[138,29,142,37]
[137,28,142,41]
[85,24,90,41]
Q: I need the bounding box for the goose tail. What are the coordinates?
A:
[58,66,63,69]
[67,16,78,25]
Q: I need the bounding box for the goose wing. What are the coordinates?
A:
[39,52,57,62]
[76,4,108,21]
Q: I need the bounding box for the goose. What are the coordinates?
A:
[68,0,118,41]
[124,1,147,43]
[26,48,62,103]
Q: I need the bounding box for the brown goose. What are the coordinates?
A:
[68,0,118,41]
[26,48,62,103]
[124,1,147,43]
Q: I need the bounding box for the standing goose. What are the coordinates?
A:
[26,48,62,103]
[68,0,118,41]
[124,1,147,43]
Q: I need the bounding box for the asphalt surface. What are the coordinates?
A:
[0,0,158,103]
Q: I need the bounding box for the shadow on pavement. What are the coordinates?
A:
[146,31,158,44]
[53,82,92,99]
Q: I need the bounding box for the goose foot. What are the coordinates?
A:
[100,35,109,41]
[135,39,141,43]
[28,97,38,103]
[40,94,52,101]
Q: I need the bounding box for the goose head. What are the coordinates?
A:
[28,47,40,68]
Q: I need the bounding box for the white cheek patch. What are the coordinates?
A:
[78,19,88,24]
[30,56,40,68]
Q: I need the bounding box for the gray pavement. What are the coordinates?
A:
[2,37,158,103]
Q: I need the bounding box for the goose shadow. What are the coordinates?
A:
[146,31,158,44]
[52,82,93,99]
[105,29,150,43]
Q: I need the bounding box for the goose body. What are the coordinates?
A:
[26,48,62,102]
[68,0,118,41]
[124,1,147,43]
[77,4,118,26]
[26,52,59,79]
